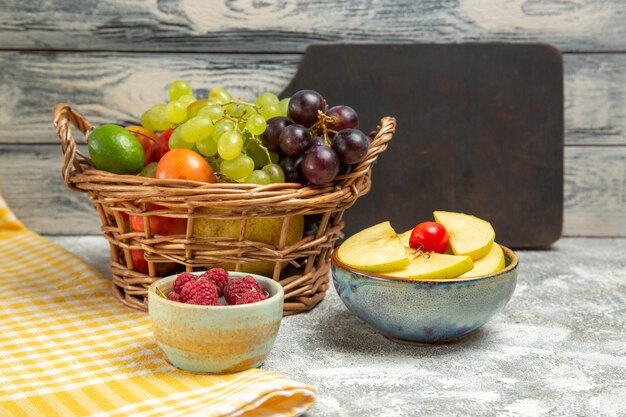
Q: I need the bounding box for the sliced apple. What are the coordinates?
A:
[398,229,411,247]
[458,243,505,278]
[385,248,473,280]
[433,211,495,260]
[338,221,410,273]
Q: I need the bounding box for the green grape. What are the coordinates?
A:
[217,131,244,160]
[140,110,157,131]
[198,105,224,121]
[242,105,257,117]
[279,98,290,116]
[180,116,213,143]
[259,104,282,120]
[256,92,279,107]
[220,154,255,180]
[225,102,245,117]
[187,98,209,118]
[168,80,192,101]
[196,137,218,156]
[212,119,235,140]
[168,127,194,150]
[262,164,285,183]
[178,94,196,107]
[208,87,232,104]
[246,114,267,135]
[166,100,188,124]
[246,140,269,168]
[246,170,271,185]
[148,104,171,131]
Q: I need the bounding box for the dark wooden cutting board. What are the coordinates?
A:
[281,44,563,248]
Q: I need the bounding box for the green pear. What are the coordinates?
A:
[385,248,473,280]
[338,221,409,273]
[193,208,304,276]
[433,211,495,260]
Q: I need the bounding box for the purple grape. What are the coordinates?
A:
[326,105,359,131]
[280,155,306,183]
[310,136,325,148]
[332,128,370,165]
[301,145,340,185]
[279,124,312,156]
[288,90,326,127]
[262,116,294,153]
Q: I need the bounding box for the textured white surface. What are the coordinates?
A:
[50,236,626,417]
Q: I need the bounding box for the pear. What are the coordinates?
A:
[338,221,409,273]
[433,211,495,260]
[385,248,473,280]
[458,242,505,278]
[193,208,304,276]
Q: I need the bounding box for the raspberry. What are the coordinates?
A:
[200,268,229,297]
[173,272,197,295]
[167,292,182,302]
[234,291,267,305]
[182,279,219,306]
[224,275,264,305]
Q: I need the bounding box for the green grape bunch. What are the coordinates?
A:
[140,80,289,184]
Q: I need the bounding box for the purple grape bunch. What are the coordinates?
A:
[262,90,370,185]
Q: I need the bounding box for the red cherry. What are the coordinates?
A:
[409,222,449,253]
[144,129,173,166]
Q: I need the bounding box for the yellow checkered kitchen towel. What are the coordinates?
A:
[0,194,315,417]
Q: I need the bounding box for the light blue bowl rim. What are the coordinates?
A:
[148,271,284,311]
[331,244,518,285]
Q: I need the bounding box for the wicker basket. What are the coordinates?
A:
[53,103,395,315]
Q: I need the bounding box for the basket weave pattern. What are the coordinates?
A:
[53,104,395,315]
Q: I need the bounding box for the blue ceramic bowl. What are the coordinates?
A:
[148,272,284,373]
[331,246,518,344]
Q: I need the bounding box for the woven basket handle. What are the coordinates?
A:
[339,116,396,188]
[53,103,93,188]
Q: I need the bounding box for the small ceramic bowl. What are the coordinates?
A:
[331,246,518,344]
[148,271,284,373]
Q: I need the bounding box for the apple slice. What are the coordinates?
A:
[338,221,410,273]
[433,211,495,260]
[458,243,505,278]
[398,229,411,247]
[385,248,473,280]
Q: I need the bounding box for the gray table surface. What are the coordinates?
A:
[50,236,626,417]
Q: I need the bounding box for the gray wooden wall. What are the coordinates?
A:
[0,1,624,237]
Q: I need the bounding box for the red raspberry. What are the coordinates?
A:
[224,275,264,305]
[200,268,229,297]
[234,291,267,305]
[168,292,183,302]
[182,279,219,306]
[173,272,197,295]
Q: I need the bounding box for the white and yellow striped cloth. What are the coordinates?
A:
[0,194,315,416]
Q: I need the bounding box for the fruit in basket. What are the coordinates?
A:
[139,162,158,178]
[144,130,172,165]
[133,81,372,186]
[126,126,157,153]
[193,210,305,276]
[408,221,449,253]
[337,221,410,273]
[301,145,340,185]
[87,124,145,175]
[332,128,370,165]
[326,105,359,131]
[129,204,187,235]
[130,249,176,275]
[288,89,327,127]
[433,211,495,260]
[156,148,216,182]
[384,249,473,280]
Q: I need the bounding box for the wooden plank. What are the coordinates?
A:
[0,1,625,52]
[0,144,624,237]
[563,146,626,237]
[1,51,626,146]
